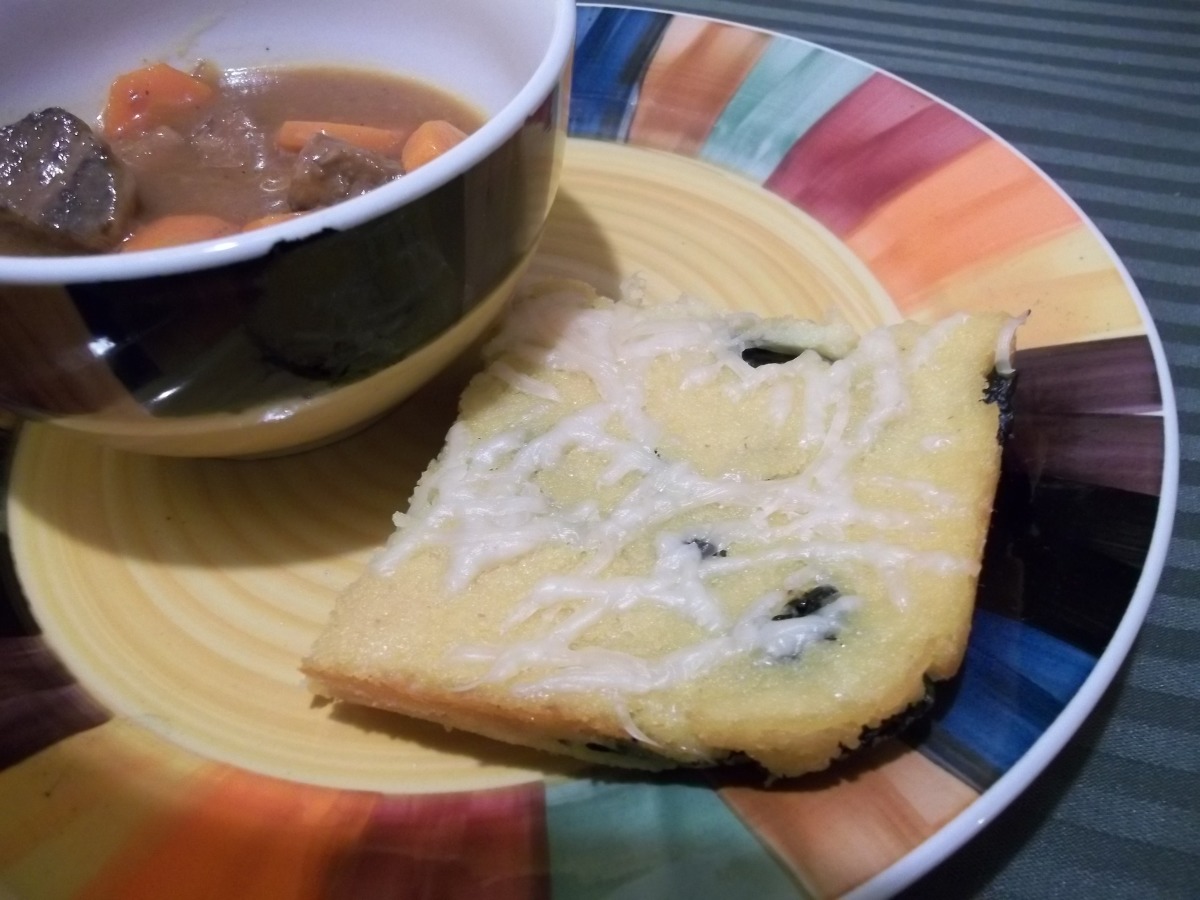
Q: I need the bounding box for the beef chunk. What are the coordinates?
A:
[0,108,135,254]
[286,133,403,211]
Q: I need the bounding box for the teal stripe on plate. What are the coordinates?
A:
[545,775,805,899]
[701,36,872,183]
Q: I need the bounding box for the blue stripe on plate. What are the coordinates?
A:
[570,8,673,141]
[917,609,1096,790]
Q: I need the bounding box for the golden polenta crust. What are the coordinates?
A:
[304,282,1011,777]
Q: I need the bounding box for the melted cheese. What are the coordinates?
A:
[372,284,998,702]
[995,311,1029,376]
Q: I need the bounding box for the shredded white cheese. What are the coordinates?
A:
[372,285,991,703]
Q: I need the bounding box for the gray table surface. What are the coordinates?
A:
[646,1,1199,896]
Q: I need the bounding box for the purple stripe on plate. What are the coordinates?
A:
[0,636,110,770]
[979,456,1159,655]
[1013,336,1162,416]
[1011,413,1164,497]
[323,785,550,900]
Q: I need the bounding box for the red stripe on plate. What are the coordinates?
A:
[324,783,551,900]
[764,73,987,237]
[77,766,550,900]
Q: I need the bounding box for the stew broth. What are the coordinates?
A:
[112,65,484,226]
[0,62,484,255]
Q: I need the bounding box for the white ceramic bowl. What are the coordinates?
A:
[0,0,575,456]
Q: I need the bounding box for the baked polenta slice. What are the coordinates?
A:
[303,280,1018,777]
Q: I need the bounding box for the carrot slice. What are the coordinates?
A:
[401,120,468,172]
[120,215,238,252]
[242,212,305,231]
[275,121,408,156]
[101,63,215,137]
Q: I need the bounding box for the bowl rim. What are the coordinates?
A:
[0,0,576,286]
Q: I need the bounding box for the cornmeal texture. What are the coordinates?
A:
[304,280,1013,776]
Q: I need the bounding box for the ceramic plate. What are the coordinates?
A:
[0,5,1178,899]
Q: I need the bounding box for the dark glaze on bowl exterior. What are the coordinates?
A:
[0,86,567,457]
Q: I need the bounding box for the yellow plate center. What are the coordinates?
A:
[9,139,890,793]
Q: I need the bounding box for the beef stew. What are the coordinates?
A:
[0,62,482,255]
